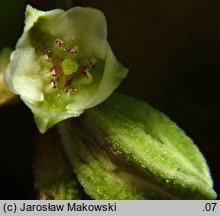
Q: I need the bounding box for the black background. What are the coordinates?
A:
[0,0,219,199]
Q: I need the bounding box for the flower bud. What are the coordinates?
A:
[5,5,128,133]
[58,93,216,199]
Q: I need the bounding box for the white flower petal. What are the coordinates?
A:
[49,7,107,59]
[66,44,128,115]
[17,5,64,48]
[5,47,44,102]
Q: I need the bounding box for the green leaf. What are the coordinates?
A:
[58,93,217,199]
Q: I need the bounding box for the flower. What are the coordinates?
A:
[5,5,128,133]
[58,93,217,199]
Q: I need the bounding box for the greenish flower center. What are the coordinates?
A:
[41,38,97,95]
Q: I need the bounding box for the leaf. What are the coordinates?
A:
[58,93,217,199]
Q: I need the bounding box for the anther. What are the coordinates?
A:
[65,86,73,93]
[68,48,78,55]
[50,67,58,76]
[50,80,56,88]
[82,66,89,75]
[87,58,97,68]
[44,51,52,61]
[55,39,65,46]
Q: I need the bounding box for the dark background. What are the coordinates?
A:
[0,0,219,199]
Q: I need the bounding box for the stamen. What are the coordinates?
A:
[55,39,65,47]
[68,48,78,55]
[87,58,97,68]
[81,66,89,75]
[44,51,52,61]
[65,86,73,93]
[50,80,57,88]
[50,67,58,77]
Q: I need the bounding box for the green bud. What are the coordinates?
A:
[5,5,128,133]
[34,129,86,200]
[58,93,217,199]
